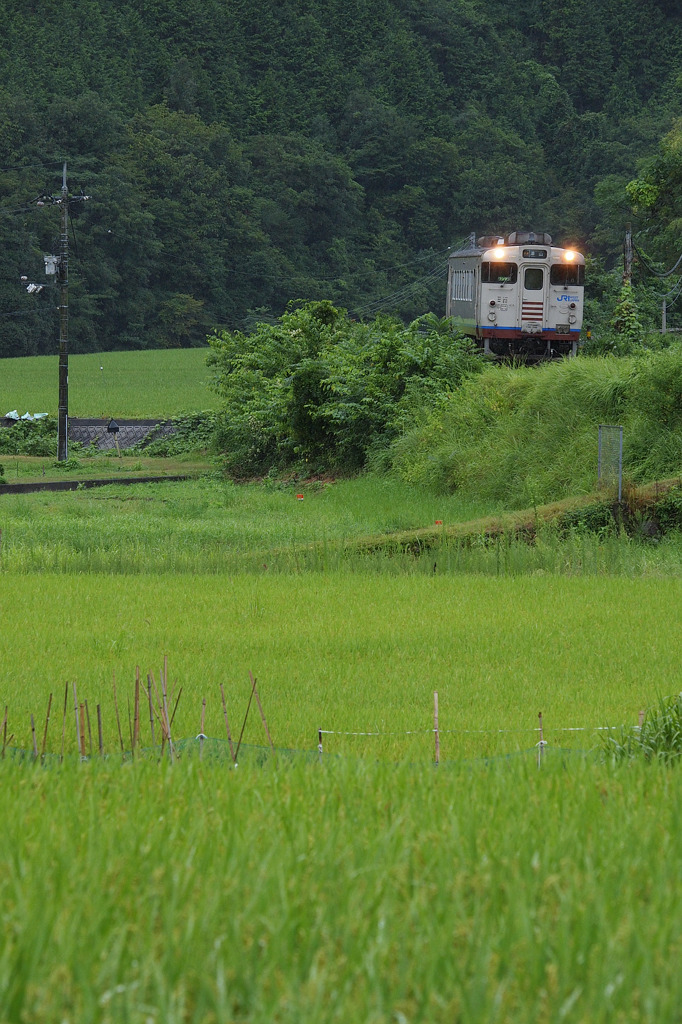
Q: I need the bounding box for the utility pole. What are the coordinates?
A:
[57,162,69,462]
[34,163,90,461]
[623,223,633,287]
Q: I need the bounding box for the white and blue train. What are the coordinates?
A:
[446,231,585,359]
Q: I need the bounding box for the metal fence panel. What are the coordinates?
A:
[598,424,623,501]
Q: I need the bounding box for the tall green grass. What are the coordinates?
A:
[2,755,682,1023]
[391,350,682,505]
[0,476,500,574]
[0,348,215,418]
[2,474,682,577]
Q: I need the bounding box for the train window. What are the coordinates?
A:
[550,264,585,287]
[481,262,517,284]
[524,267,544,290]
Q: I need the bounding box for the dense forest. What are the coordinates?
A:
[1,0,681,356]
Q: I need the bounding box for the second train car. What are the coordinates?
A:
[446,231,585,359]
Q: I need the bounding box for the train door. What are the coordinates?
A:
[520,266,545,334]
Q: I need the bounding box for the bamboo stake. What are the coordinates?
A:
[84,700,93,758]
[220,684,236,762]
[318,727,323,763]
[73,682,82,758]
[97,704,103,756]
[79,703,86,758]
[537,711,545,769]
[169,687,182,729]
[234,672,259,764]
[161,664,174,764]
[112,673,124,756]
[1,705,8,760]
[147,675,155,746]
[434,691,440,766]
[253,685,277,765]
[148,671,168,758]
[60,682,68,762]
[40,692,53,760]
[148,671,166,735]
[199,697,206,760]
[30,714,38,760]
[133,667,141,752]
[127,696,134,758]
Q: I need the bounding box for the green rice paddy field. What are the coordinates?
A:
[0,348,214,418]
[2,350,682,1021]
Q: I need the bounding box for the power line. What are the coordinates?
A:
[350,259,449,317]
[632,238,682,279]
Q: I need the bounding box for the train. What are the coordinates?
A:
[446,231,585,359]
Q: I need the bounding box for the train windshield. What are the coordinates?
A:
[481,262,518,284]
[550,264,585,287]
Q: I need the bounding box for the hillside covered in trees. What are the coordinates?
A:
[1,0,681,356]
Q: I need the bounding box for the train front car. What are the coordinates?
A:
[446,231,585,359]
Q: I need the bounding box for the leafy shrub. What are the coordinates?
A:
[610,285,644,343]
[125,412,218,457]
[652,486,682,532]
[603,694,682,764]
[0,417,57,456]
[52,457,82,471]
[207,302,482,476]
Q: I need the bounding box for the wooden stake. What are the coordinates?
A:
[147,675,155,746]
[170,687,183,729]
[79,703,86,758]
[220,684,236,762]
[73,682,83,758]
[41,692,53,760]
[199,697,206,760]
[638,708,645,729]
[1,705,8,759]
[60,682,68,762]
[127,696,134,757]
[234,672,259,764]
[161,666,174,764]
[434,691,440,766]
[30,714,38,759]
[253,684,277,765]
[318,727,323,763]
[112,673,124,756]
[84,700,93,757]
[148,671,167,757]
[97,704,103,756]
[133,667,141,752]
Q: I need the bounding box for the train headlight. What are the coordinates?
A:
[564,250,577,261]
[487,311,497,322]
[568,314,577,324]
[493,247,505,258]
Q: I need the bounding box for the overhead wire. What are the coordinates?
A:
[350,258,450,318]
[632,238,682,279]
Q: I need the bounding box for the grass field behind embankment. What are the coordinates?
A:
[0,348,216,418]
